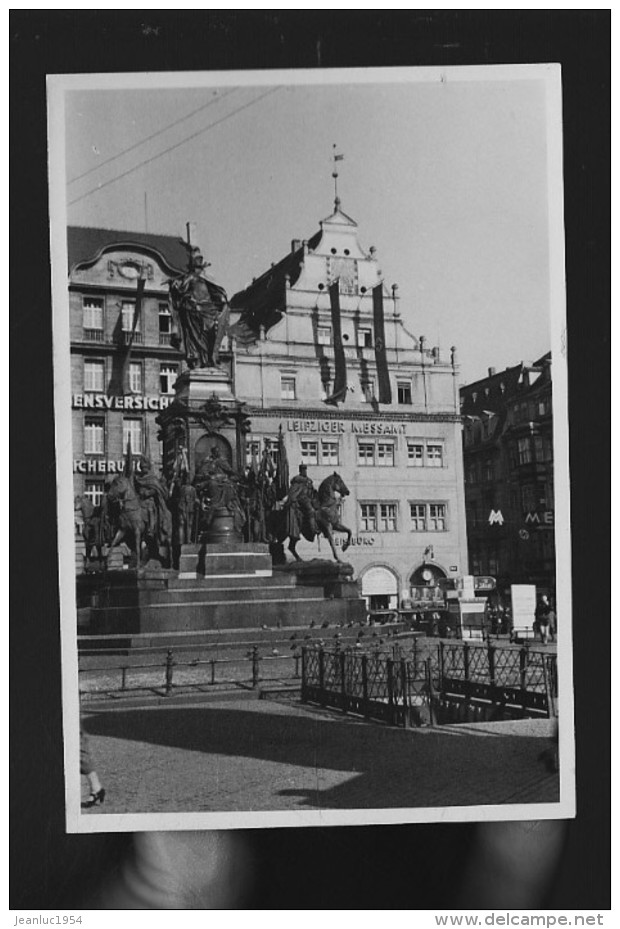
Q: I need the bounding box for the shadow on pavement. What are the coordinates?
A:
[84,700,559,811]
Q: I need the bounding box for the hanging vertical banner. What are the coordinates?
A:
[121,274,146,395]
[324,280,348,406]
[373,283,392,404]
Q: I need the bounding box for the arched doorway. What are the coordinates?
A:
[360,565,399,612]
[194,433,232,473]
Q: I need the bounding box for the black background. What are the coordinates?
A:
[11,10,610,909]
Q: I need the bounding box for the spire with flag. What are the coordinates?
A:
[332,144,344,207]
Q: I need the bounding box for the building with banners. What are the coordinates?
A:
[68,227,194,508]
[228,197,468,611]
[460,354,555,601]
[68,200,469,610]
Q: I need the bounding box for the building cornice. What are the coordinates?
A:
[245,406,462,424]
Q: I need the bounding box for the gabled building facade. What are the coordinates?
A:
[229,199,469,610]
[460,354,555,600]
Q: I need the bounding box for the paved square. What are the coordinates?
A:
[81,695,560,814]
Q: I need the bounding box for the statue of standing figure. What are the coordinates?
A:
[169,246,230,369]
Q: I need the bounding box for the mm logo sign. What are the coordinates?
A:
[488,510,505,526]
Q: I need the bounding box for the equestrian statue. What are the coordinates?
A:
[267,465,353,563]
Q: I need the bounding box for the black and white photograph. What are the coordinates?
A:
[46,63,575,834]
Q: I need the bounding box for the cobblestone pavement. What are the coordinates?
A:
[81,695,560,815]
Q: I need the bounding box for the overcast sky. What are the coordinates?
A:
[62,67,559,385]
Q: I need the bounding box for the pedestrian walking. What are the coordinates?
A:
[81,720,105,808]
[535,595,551,645]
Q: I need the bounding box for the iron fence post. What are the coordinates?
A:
[340,649,347,714]
[426,656,437,726]
[164,649,174,696]
[487,641,496,687]
[318,648,326,706]
[211,659,216,686]
[438,641,445,693]
[362,654,369,718]
[519,646,528,717]
[301,647,307,701]
[387,657,395,725]
[252,645,260,688]
[121,666,127,691]
[401,658,411,728]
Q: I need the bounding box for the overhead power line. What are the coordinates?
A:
[68,86,282,207]
[68,88,240,185]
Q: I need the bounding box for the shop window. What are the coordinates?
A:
[84,360,105,393]
[84,417,104,455]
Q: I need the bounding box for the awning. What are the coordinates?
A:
[361,566,398,597]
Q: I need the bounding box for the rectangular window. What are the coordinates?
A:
[483,458,494,482]
[300,440,318,465]
[357,327,373,348]
[428,504,447,531]
[246,439,261,467]
[357,441,375,466]
[409,504,426,531]
[397,381,412,405]
[84,481,105,508]
[517,437,532,465]
[84,417,104,455]
[466,463,477,484]
[379,503,398,532]
[376,442,395,467]
[129,362,142,394]
[159,303,172,344]
[521,485,537,513]
[121,300,140,332]
[360,379,375,403]
[280,375,296,400]
[160,364,178,395]
[426,444,444,467]
[84,360,105,392]
[360,503,377,532]
[83,297,103,333]
[317,326,332,345]
[123,418,143,455]
[320,440,339,466]
[407,443,424,467]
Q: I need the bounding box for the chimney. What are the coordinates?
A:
[488,367,496,377]
[291,239,302,253]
